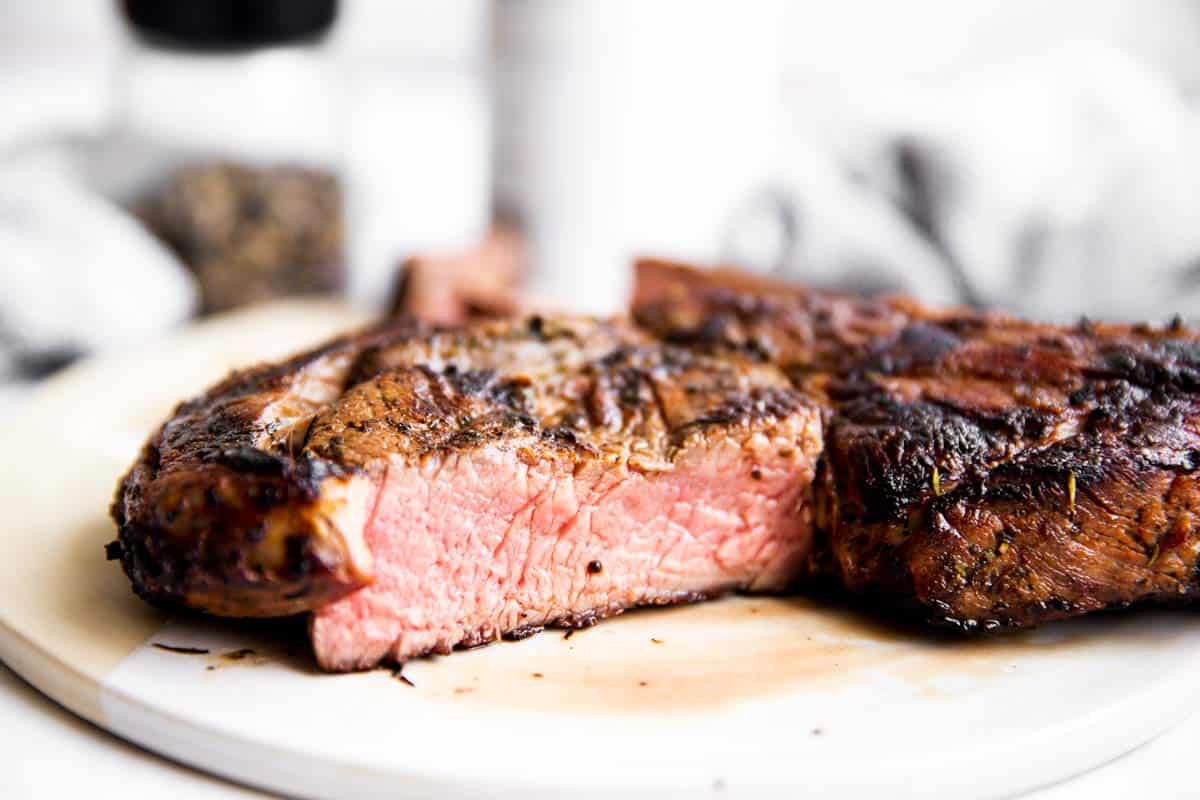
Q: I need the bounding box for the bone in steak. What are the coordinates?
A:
[634,259,1200,631]
[112,313,821,670]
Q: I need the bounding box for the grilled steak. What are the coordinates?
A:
[113,313,821,670]
[112,257,1200,671]
[634,258,1200,630]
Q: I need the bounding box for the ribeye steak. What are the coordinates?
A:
[112,314,822,670]
[112,259,1200,671]
[634,258,1200,631]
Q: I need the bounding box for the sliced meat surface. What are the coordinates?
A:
[113,313,822,670]
[309,345,819,669]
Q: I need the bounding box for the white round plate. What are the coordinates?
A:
[1,301,1199,800]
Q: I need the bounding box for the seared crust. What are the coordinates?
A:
[111,318,426,616]
[306,344,803,473]
[634,258,1200,629]
[632,258,955,384]
[823,327,1200,628]
[907,397,1200,628]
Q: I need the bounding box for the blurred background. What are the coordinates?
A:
[3,0,1200,397]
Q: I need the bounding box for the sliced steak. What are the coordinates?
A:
[309,343,820,670]
[115,258,1200,667]
[112,315,637,618]
[633,258,1200,630]
[113,314,822,670]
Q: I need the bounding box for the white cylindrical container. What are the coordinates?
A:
[494,0,782,314]
[339,0,491,308]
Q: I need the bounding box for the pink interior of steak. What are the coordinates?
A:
[310,417,818,671]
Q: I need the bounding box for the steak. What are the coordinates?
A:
[634,258,1200,630]
[113,314,822,670]
[113,258,1200,671]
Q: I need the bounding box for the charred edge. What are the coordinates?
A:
[863,398,1200,628]
[112,440,361,615]
[857,322,963,376]
[503,624,545,641]
[1086,343,1200,395]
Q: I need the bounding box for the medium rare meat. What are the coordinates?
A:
[112,314,822,670]
[634,259,1200,630]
